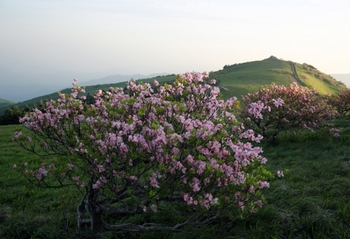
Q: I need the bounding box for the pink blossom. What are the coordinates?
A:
[92,180,103,189]
[153,79,159,86]
[186,155,194,164]
[258,181,270,189]
[12,131,22,141]
[150,204,158,212]
[272,98,284,108]
[150,177,160,188]
[36,167,48,180]
[238,201,245,211]
[191,177,201,192]
[277,171,284,177]
[100,176,108,183]
[247,102,265,119]
[67,163,74,170]
[119,143,128,154]
[249,185,255,194]
[196,161,206,174]
[171,147,180,154]
[183,193,194,205]
[97,165,105,172]
[256,200,263,207]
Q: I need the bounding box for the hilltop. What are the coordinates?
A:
[0,56,346,115]
[209,56,346,99]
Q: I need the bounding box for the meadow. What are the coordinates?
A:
[2,117,350,238]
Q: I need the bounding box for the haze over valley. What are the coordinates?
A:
[1,1,350,102]
[0,67,168,102]
[1,61,350,103]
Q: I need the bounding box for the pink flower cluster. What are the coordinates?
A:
[277,171,284,177]
[241,83,338,141]
[328,88,350,117]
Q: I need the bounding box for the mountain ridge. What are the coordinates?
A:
[0,67,169,102]
[0,98,14,108]
[0,56,347,115]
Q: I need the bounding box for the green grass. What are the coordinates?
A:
[2,118,350,238]
[0,126,85,238]
[212,56,296,99]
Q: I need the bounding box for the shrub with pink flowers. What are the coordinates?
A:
[328,88,350,117]
[240,83,338,142]
[13,73,273,232]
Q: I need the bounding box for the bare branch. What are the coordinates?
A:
[101,210,220,232]
[99,204,138,215]
[102,222,183,232]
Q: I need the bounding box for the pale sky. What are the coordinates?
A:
[1,0,350,78]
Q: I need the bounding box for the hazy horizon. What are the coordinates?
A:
[1,0,350,79]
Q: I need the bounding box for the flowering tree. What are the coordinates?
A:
[13,72,272,232]
[328,88,350,117]
[240,83,338,142]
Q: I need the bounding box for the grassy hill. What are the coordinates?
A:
[0,56,346,115]
[209,56,346,99]
[0,98,14,108]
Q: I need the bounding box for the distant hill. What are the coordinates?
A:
[0,67,72,102]
[0,74,177,115]
[0,67,169,102]
[81,73,169,86]
[0,98,14,108]
[0,56,346,115]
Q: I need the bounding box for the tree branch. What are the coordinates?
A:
[101,211,220,232]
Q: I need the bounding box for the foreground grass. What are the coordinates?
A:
[1,119,350,238]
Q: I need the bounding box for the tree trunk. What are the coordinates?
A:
[86,200,103,231]
[77,190,103,231]
[77,201,90,229]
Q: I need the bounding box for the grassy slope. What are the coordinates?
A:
[2,119,350,238]
[296,63,344,94]
[0,57,346,115]
[211,56,297,99]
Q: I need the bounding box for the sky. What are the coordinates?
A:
[1,0,350,80]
